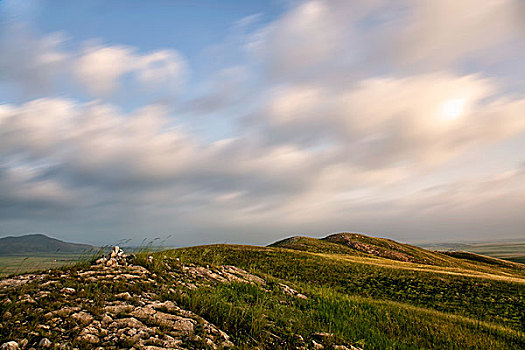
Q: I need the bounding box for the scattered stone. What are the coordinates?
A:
[115,291,132,300]
[312,332,335,341]
[104,302,134,315]
[19,295,36,304]
[101,315,113,324]
[38,338,52,348]
[0,341,19,350]
[71,311,93,326]
[0,252,263,350]
[77,334,99,344]
[278,283,308,300]
[61,287,76,294]
[312,340,324,349]
[0,274,43,290]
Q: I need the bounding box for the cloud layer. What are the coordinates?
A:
[1,0,524,245]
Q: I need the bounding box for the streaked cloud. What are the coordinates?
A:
[74,44,187,97]
[0,0,524,244]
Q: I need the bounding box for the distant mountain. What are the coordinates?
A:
[0,233,97,255]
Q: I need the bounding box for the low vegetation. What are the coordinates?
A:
[1,233,524,349]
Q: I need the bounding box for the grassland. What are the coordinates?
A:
[2,233,524,349]
[133,241,525,349]
[0,253,89,277]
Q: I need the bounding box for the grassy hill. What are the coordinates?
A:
[1,232,524,349]
[0,233,96,255]
[271,232,525,275]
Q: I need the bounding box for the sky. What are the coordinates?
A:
[0,0,524,246]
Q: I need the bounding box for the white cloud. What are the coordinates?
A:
[258,72,525,169]
[74,44,187,97]
[74,44,135,96]
[135,50,187,92]
[247,0,524,80]
[391,0,522,68]
[1,0,525,244]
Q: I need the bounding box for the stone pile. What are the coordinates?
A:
[95,245,131,267]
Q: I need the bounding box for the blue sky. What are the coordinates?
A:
[1,0,524,246]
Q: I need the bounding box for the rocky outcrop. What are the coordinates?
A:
[0,248,363,350]
[0,255,241,349]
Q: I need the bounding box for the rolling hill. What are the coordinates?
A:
[1,232,524,349]
[0,233,97,255]
[270,232,525,274]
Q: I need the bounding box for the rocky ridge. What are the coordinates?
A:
[0,248,358,350]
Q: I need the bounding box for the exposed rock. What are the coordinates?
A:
[0,253,262,349]
[61,287,76,294]
[278,283,308,300]
[55,306,80,317]
[104,302,134,315]
[0,274,43,290]
[77,334,99,344]
[71,311,94,326]
[19,295,36,304]
[115,291,132,300]
[312,339,324,349]
[115,317,146,330]
[312,332,335,341]
[38,338,51,348]
[0,341,19,350]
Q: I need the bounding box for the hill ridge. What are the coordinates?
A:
[0,233,96,255]
[2,237,525,349]
[269,232,525,272]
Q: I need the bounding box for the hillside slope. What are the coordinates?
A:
[269,236,367,256]
[0,234,96,255]
[271,232,525,276]
[1,234,525,349]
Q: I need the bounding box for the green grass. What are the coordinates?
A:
[269,236,369,255]
[143,245,525,349]
[2,237,525,349]
[174,282,524,349]
[165,245,525,330]
[0,253,90,277]
[273,234,525,274]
